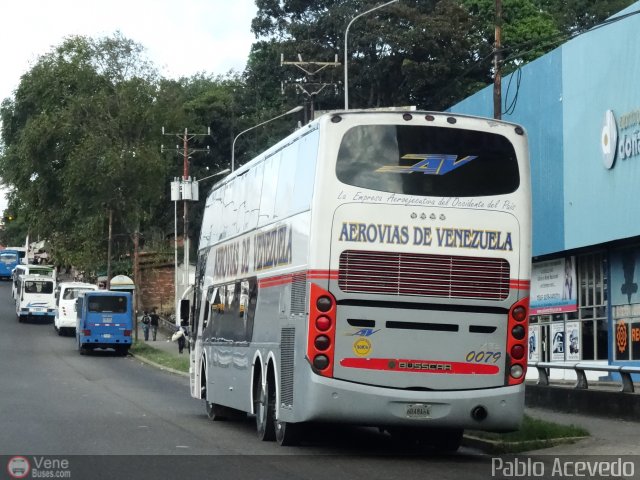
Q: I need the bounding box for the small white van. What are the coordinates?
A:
[12,264,55,300]
[16,274,56,322]
[54,282,99,335]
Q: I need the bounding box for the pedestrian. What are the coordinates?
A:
[149,308,160,341]
[141,310,151,341]
[172,325,187,354]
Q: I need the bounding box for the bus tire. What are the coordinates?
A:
[255,373,276,441]
[275,420,302,446]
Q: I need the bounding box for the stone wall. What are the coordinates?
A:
[138,252,175,316]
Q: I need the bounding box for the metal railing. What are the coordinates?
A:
[529,362,640,393]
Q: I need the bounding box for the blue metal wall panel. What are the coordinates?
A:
[561,11,640,250]
[450,50,564,257]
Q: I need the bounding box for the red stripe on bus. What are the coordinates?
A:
[340,358,499,375]
[258,270,338,288]
[510,279,530,289]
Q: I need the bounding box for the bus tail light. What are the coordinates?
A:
[506,297,529,386]
[124,330,132,337]
[308,283,336,378]
[82,329,91,337]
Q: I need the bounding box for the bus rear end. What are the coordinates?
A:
[302,111,530,435]
[76,291,132,356]
[0,250,20,280]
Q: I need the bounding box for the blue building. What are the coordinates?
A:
[451,3,640,367]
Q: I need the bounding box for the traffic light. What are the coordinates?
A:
[3,213,14,222]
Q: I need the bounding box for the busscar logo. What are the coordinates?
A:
[398,361,452,371]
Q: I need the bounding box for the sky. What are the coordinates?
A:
[0,0,258,213]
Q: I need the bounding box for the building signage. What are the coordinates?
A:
[609,248,639,306]
[530,257,577,315]
[565,321,580,361]
[528,325,540,362]
[551,322,565,362]
[601,108,640,169]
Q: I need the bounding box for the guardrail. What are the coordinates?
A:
[529,362,640,393]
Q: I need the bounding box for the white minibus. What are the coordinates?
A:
[16,274,57,322]
[54,282,99,335]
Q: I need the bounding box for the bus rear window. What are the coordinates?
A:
[88,296,127,313]
[0,253,18,264]
[336,124,520,197]
[24,281,54,294]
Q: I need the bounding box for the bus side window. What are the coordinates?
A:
[211,288,223,339]
[203,286,216,330]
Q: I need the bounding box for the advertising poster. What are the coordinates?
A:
[530,257,577,315]
[528,325,540,362]
[551,322,565,361]
[565,321,581,361]
[609,248,640,306]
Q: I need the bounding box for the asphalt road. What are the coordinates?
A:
[0,281,507,479]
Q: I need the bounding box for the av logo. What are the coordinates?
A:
[349,328,379,337]
[375,154,478,176]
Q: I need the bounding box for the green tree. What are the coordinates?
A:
[0,33,167,272]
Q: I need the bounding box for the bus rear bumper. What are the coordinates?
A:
[297,374,525,431]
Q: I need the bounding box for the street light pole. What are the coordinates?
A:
[231,106,303,171]
[344,0,398,110]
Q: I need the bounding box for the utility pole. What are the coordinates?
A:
[132,224,140,342]
[106,209,113,290]
[281,54,341,122]
[162,127,210,325]
[493,0,503,120]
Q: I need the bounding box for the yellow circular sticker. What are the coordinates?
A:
[353,338,372,357]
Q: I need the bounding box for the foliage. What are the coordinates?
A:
[1,2,635,270]
[0,33,168,271]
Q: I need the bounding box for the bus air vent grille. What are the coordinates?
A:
[290,273,307,315]
[280,327,295,408]
[338,250,510,300]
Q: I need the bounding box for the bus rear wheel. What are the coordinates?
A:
[255,375,275,441]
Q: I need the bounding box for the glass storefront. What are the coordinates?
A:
[530,252,608,362]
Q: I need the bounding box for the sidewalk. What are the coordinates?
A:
[133,317,188,369]
[524,406,640,455]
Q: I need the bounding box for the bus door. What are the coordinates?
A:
[191,285,217,399]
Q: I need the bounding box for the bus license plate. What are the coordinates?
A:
[34,308,44,312]
[406,404,431,419]
[103,334,112,339]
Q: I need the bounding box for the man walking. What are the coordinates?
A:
[141,311,150,341]
[149,308,160,341]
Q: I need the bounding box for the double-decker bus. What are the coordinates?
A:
[185,110,531,450]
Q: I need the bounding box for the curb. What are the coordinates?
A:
[463,434,589,454]
[129,352,189,377]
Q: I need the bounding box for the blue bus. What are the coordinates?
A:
[0,249,21,280]
[76,291,133,356]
